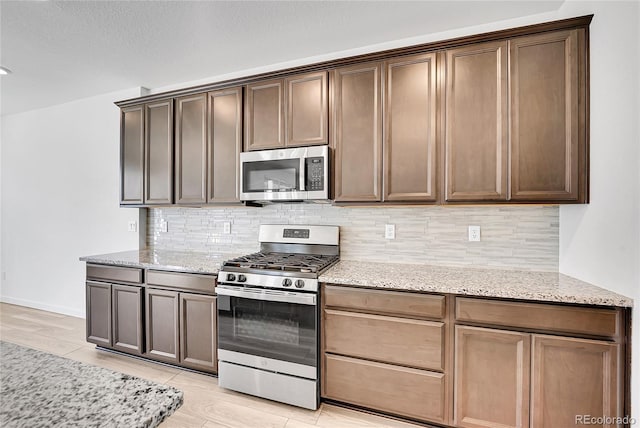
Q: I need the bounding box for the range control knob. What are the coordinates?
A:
[226,273,236,282]
[282,278,292,287]
[295,279,305,288]
[237,274,247,283]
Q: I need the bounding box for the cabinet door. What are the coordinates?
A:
[531,335,620,427]
[384,53,437,202]
[86,281,112,347]
[175,94,207,204]
[111,284,144,354]
[179,293,217,373]
[145,288,179,363]
[208,87,242,203]
[445,41,508,201]
[145,100,174,204]
[333,62,383,202]
[454,326,530,428]
[120,106,145,205]
[510,29,582,201]
[285,71,328,147]
[245,79,285,150]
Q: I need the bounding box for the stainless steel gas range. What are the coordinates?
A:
[215,224,339,410]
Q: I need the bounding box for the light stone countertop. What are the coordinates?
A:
[80,251,633,307]
[318,260,633,307]
[80,249,242,275]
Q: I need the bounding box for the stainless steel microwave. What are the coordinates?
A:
[240,145,329,202]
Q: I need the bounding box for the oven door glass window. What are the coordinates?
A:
[217,294,316,367]
[242,159,300,193]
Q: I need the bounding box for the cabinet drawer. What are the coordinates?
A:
[324,309,444,371]
[323,285,445,319]
[456,297,621,338]
[146,270,216,294]
[86,264,143,284]
[323,353,445,424]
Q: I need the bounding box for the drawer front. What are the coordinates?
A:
[324,353,446,424]
[86,264,143,284]
[456,297,621,338]
[323,284,445,319]
[324,308,444,371]
[146,270,216,294]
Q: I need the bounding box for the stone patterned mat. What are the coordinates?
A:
[0,341,183,427]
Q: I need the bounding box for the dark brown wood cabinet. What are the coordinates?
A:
[145,100,174,204]
[175,94,207,204]
[286,71,328,146]
[333,62,383,202]
[179,293,217,372]
[145,288,179,363]
[455,297,624,428]
[509,29,586,202]
[531,335,620,427]
[245,78,285,150]
[208,87,243,203]
[245,71,328,151]
[111,284,144,354]
[85,265,144,354]
[454,326,530,428]
[86,281,112,347]
[384,53,438,202]
[445,41,508,202]
[120,105,145,205]
[322,285,447,425]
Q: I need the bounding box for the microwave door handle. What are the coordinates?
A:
[215,286,316,305]
[299,157,305,191]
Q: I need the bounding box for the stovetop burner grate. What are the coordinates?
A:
[223,252,339,274]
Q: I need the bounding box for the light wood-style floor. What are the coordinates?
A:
[0,303,424,428]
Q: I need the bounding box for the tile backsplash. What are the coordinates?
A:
[148,204,559,271]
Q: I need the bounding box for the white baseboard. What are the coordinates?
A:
[0,295,85,319]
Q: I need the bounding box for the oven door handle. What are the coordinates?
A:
[215,285,316,306]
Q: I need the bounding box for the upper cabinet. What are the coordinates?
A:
[175,94,207,205]
[118,17,591,207]
[509,29,586,202]
[445,41,508,202]
[384,53,438,202]
[208,87,243,204]
[120,106,145,205]
[333,62,383,202]
[244,71,328,151]
[145,100,174,205]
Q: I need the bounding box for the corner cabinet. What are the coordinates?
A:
[245,71,328,151]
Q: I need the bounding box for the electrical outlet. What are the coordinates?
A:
[127,220,137,233]
[385,224,396,240]
[159,220,168,233]
[223,222,231,234]
[468,225,481,242]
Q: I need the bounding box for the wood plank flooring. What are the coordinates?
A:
[0,303,425,428]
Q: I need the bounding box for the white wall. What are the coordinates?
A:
[0,88,142,317]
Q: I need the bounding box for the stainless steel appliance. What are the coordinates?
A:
[216,224,339,410]
[239,145,329,202]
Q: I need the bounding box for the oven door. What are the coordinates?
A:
[215,285,318,372]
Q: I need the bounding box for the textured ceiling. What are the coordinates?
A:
[0,1,564,115]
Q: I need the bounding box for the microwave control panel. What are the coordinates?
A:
[305,157,325,191]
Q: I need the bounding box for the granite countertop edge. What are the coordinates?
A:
[80,250,633,308]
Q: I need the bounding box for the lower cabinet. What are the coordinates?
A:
[322,285,448,425]
[454,326,530,428]
[86,280,143,354]
[145,288,218,373]
[85,264,218,375]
